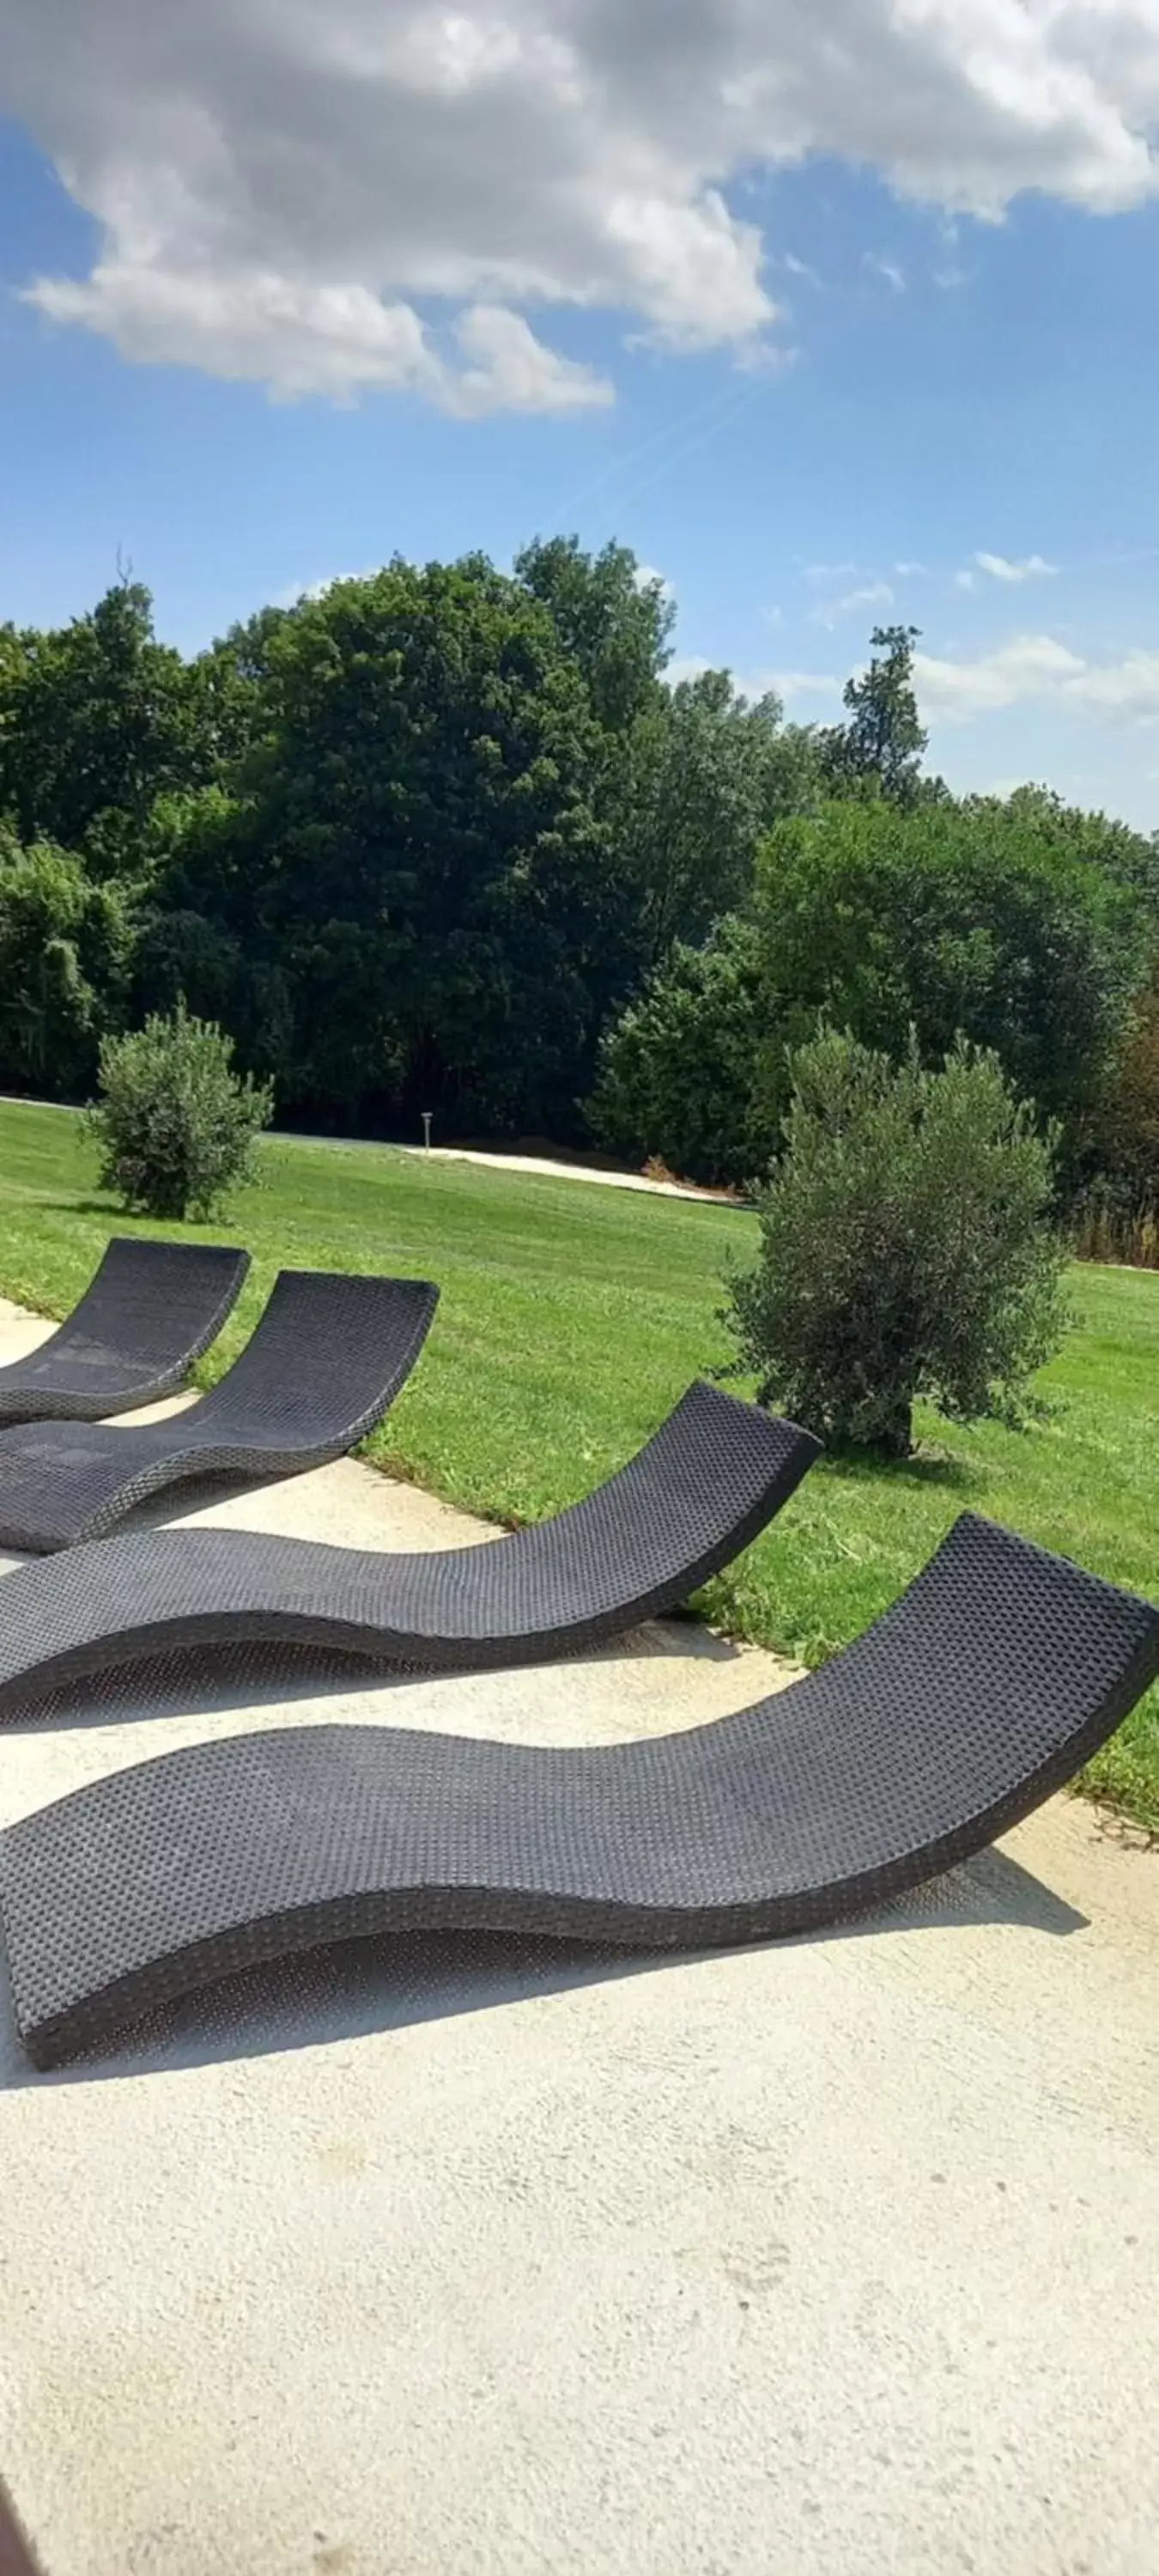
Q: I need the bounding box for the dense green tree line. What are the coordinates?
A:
[594,785,1156,1194]
[0,547,816,1133]
[1,557,1156,1202]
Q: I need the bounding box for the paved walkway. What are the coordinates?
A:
[0,1303,1156,2573]
[371,1140,734,1202]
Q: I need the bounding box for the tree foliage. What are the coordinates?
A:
[1085,961,1159,1208]
[617,670,822,968]
[753,792,1151,1168]
[196,548,824,1131]
[0,828,134,1095]
[817,623,929,804]
[590,915,765,1186]
[209,553,623,1129]
[595,786,1153,1188]
[726,1030,1069,1456]
[513,534,675,734]
[0,581,219,872]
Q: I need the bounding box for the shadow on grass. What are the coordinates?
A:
[27,1200,257,1236]
[816,1447,983,1498]
[32,1200,118,1222]
[0,1844,1086,2093]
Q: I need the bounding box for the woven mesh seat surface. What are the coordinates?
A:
[0,1237,248,1426]
[3,1511,1156,2066]
[0,1271,438,1552]
[0,1384,819,1705]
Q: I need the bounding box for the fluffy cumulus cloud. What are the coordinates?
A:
[4,1,1159,408]
[915,635,1159,722]
[452,303,613,414]
[765,635,1159,730]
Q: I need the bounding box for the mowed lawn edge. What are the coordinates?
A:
[1,1096,1156,1829]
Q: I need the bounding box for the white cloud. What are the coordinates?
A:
[916,635,1083,714]
[30,265,448,403]
[863,252,906,292]
[672,656,840,705]
[452,303,611,414]
[804,562,858,585]
[679,635,1159,738]
[895,560,925,577]
[974,550,1059,582]
[276,566,384,605]
[766,669,843,702]
[7,0,1159,404]
[1066,649,1159,721]
[915,634,1159,723]
[810,580,895,629]
[780,252,822,285]
[955,569,978,591]
[634,562,676,603]
[28,264,610,411]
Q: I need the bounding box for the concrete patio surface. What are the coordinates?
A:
[0,1299,1156,2574]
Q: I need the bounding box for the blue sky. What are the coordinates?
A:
[3,3,1159,827]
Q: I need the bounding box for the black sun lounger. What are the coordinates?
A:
[0,1271,438,1553]
[3,1511,1156,2067]
[0,1384,819,1705]
[0,1237,248,1427]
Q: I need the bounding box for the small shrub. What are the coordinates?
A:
[88,1002,274,1220]
[725,1029,1069,1456]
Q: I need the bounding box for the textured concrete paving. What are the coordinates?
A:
[0,1303,1157,2575]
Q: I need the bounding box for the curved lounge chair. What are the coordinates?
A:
[0,1237,248,1427]
[3,1511,1156,2067]
[0,1271,438,1553]
[0,1384,819,1704]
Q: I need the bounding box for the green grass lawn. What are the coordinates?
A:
[2,1095,1156,1826]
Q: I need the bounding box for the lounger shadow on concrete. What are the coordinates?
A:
[3,1512,1156,2067]
[0,1237,248,1427]
[0,1384,820,1706]
[0,1271,438,1554]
